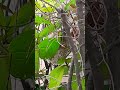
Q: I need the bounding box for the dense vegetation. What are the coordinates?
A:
[0,0,120,90]
[35,0,85,90]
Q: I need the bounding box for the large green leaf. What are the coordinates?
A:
[48,65,65,89]
[9,29,34,79]
[38,38,60,59]
[17,2,34,25]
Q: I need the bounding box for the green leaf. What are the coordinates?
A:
[64,0,76,10]
[81,78,85,90]
[57,58,71,65]
[60,0,65,3]
[49,65,65,89]
[0,8,6,26]
[17,2,34,25]
[71,76,85,90]
[9,29,35,79]
[39,22,61,39]
[57,58,66,65]
[72,75,78,90]
[41,7,55,12]
[39,24,55,38]
[0,56,10,90]
[38,38,60,59]
[35,15,51,25]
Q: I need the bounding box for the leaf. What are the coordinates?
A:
[35,15,51,25]
[39,22,61,39]
[57,58,66,65]
[17,2,34,25]
[60,0,65,3]
[64,0,76,10]
[71,76,85,90]
[41,7,55,13]
[38,38,60,59]
[39,24,55,38]
[49,65,65,89]
[81,78,85,90]
[57,58,71,65]
[72,75,78,90]
[0,56,10,90]
[9,29,35,79]
[35,0,58,13]
[0,8,6,26]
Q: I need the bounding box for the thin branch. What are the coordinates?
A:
[67,60,74,90]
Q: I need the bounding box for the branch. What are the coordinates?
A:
[67,60,74,90]
[61,11,82,90]
[76,0,85,67]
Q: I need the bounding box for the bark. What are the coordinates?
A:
[76,0,85,67]
[67,60,74,90]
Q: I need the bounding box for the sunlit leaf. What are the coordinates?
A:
[65,0,76,10]
[38,38,60,59]
[49,65,65,89]
[60,0,65,3]
[41,7,55,13]
[35,15,51,25]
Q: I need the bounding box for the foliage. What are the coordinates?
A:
[0,0,34,89]
[35,0,83,90]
